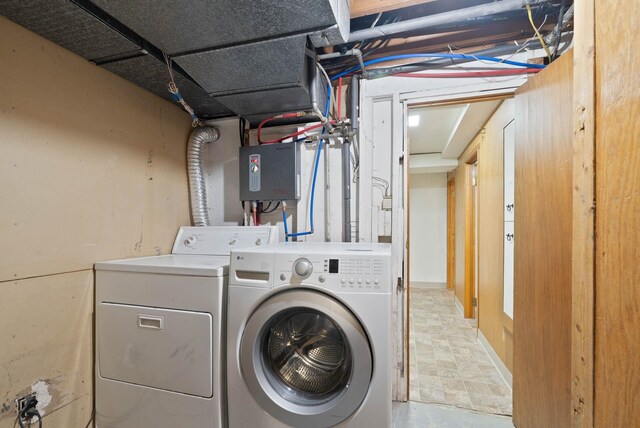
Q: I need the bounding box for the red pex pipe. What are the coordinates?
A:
[260,121,337,145]
[337,77,343,119]
[257,112,301,144]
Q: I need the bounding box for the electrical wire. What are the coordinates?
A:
[372,182,388,196]
[261,202,272,213]
[18,402,42,428]
[330,53,545,80]
[370,12,382,28]
[372,176,390,196]
[316,62,335,119]
[83,409,95,428]
[526,3,552,61]
[163,53,201,127]
[389,68,542,78]
[551,0,567,61]
[261,202,281,214]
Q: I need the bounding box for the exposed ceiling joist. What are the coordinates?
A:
[350,0,438,18]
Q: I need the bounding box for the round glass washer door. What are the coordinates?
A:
[240,289,373,427]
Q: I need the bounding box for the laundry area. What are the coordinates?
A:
[1,1,639,428]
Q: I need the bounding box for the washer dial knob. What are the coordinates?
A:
[293,258,313,278]
[184,236,197,247]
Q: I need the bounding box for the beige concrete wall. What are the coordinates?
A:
[0,16,191,426]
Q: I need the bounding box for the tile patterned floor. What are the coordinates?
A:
[393,401,513,428]
[409,287,513,416]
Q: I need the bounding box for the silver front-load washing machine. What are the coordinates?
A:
[227,242,392,428]
[94,226,277,428]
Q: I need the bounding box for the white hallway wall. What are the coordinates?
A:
[409,173,447,284]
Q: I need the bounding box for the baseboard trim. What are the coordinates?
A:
[478,329,513,390]
[454,296,464,315]
[411,281,447,289]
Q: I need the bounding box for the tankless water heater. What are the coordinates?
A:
[239,142,301,201]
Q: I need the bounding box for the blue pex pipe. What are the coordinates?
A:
[330,53,546,80]
[285,81,331,240]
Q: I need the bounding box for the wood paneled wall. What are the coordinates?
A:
[512,51,574,428]
[594,1,640,425]
[0,17,191,427]
[476,99,514,372]
[450,99,514,371]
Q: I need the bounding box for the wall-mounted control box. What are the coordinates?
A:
[239,142,301,201]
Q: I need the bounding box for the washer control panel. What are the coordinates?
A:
[275,253,390,293]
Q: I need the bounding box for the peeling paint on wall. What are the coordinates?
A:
[31,380,52,418]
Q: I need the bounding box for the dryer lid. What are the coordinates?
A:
[95,254,229,276]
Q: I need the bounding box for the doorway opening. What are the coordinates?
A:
[406,97,511,415]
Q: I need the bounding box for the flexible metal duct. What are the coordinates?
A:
[187,125,220,226]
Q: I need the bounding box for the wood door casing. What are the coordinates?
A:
[447,177,455,289]
[512,51,574,428]
[464,159,477,319]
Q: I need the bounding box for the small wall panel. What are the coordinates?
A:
[0,271,93,427]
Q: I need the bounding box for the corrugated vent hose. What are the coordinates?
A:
[187,125,220,226]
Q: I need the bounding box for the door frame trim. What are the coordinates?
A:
[463,154,478,319]
[447,175,456,290]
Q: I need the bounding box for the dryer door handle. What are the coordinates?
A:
[138,315,164,330]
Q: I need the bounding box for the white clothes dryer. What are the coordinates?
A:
[227,242,392,428]
[94,226,277,428]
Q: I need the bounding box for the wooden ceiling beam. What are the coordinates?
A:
[350,0,439,18]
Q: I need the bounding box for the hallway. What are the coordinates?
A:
[409,287,512,416]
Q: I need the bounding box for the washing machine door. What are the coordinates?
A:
[240,289,372,427]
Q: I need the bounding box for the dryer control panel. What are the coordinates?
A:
[172,226,277,256]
